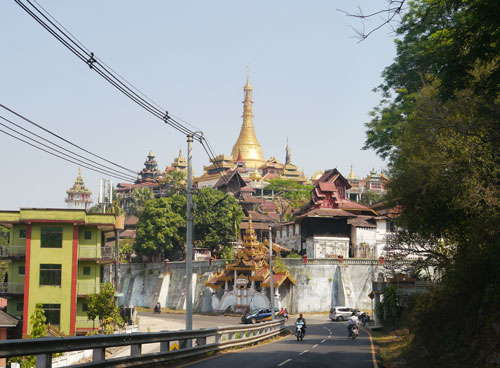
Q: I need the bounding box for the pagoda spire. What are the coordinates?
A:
[231,70,265,168]
[285,138,291,165]
[348,164,356,179]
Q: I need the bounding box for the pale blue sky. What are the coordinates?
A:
[0,1,396,209]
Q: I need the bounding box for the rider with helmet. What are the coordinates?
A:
[296,313,307,336]
[347,312,359,336]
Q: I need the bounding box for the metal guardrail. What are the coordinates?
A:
[0,319,285,368]
[79,246,114,259]
[77,281,102,295]
[0,245,26,257]
[0,282,24,294]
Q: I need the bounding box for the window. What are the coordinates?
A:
[83,266,91,276]
[42,304,60,326]
[84,231,92,240]
[39,264,61,286]
[16,302,23,312]
[18,266,25,276]
[82,303,89,312]
[19,229,27,239]
[41,227,63,248]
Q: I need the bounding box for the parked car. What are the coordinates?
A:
[329,306,359,321]
[241,308,280,324]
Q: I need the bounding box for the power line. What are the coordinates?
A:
[0,109,137,179]
[14,0,232,185]
[0,127,134,182]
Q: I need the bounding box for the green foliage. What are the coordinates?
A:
[87,282,122,333]
[376,286,400,323]
[134,195,186,257]
[272,257,288,274]
[30,303,47,338]
[129,187,155,217]
[160,170,186,196]
[119,238,134,263]
[9,304,47,367]
[286,251,302,258]
[134,188,244,259]
[363,1,500,366]
[265,178,312,220]
[193,188,243,253]
[359,190,385,206]
[0,226,8,245]
[219,245,235,261]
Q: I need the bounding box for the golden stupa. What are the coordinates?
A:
[231,72,266,168]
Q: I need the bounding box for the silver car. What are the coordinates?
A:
[329,306,357,321]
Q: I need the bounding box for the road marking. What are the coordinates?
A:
[321,339,326,343]
[278,358,292,366]
[299,350,308,356]
[327,335,331,339]
[364,328,379,368]
[312,344,318,348]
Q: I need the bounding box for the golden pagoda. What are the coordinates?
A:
[231,72,266,169]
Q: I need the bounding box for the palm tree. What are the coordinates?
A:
[130,187,155,216]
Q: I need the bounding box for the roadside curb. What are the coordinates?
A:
[362,326,382,368]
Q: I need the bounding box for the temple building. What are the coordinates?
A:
[345,166,389,202]
[194,73,305,190]
[205,218,295,313]
[165,147,188,175]
[65,168,92,210]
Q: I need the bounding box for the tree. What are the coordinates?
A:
[129,187,155,217]
[9,304,47,367]
[359,190,385,206]
[87,282,122,334]
[160,170,186,196]
[359,1,500,366]
[133,188,244,259]
[193,188,243,254]
[134,195,186,258]
[264,178,312,221]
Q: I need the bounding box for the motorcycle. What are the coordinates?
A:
[348,325,359,339]
[153,305,161,314]
[295,321,305,341]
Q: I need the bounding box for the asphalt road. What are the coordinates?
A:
[185,316,378,368]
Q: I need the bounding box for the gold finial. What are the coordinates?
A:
[179,146,183,158]
[348,164,356,179]
[78,167,82,177]
[149,149,154,157]
[231,71,265,167]
[245,65,252,90]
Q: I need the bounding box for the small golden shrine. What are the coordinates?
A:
[205,218,295,311]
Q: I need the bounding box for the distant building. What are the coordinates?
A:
[346,165,388,202]
[0,208,117,336]
[65,168,92,210]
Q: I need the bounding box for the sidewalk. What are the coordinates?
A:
[136,314,186,333]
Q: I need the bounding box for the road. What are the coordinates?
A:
[186,315,378,368]
[115,313,378,367]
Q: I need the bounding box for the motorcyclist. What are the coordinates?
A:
[296,313,307,336]
[154,302,161,314]
[347,312,359,336]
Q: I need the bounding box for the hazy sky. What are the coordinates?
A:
[0,1,397,210]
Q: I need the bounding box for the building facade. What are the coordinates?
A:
[0,209,116,337]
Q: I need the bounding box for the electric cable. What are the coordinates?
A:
[14,0,231,185]
[0,113,136,180]
[0,127,133,182]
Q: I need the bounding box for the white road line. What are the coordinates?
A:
[327,335,331,339]
[278,358,292,366]
[299,350,308,356]
[321,339,326,343]
[312,344,319,348]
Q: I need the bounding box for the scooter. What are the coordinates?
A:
[153,305,161,314]
[295,321,305,341]
[348,325,359,339]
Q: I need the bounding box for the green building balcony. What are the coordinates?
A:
[0,245,26,259]
[78,246,114,263]
[0,281,24,296]
[77,281,102,296]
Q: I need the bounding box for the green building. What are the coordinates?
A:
[0,209,117,337]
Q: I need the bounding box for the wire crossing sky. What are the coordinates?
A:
[0,1,395,209]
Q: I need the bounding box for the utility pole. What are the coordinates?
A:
[186,134,193,336]
[269,224,275,320]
